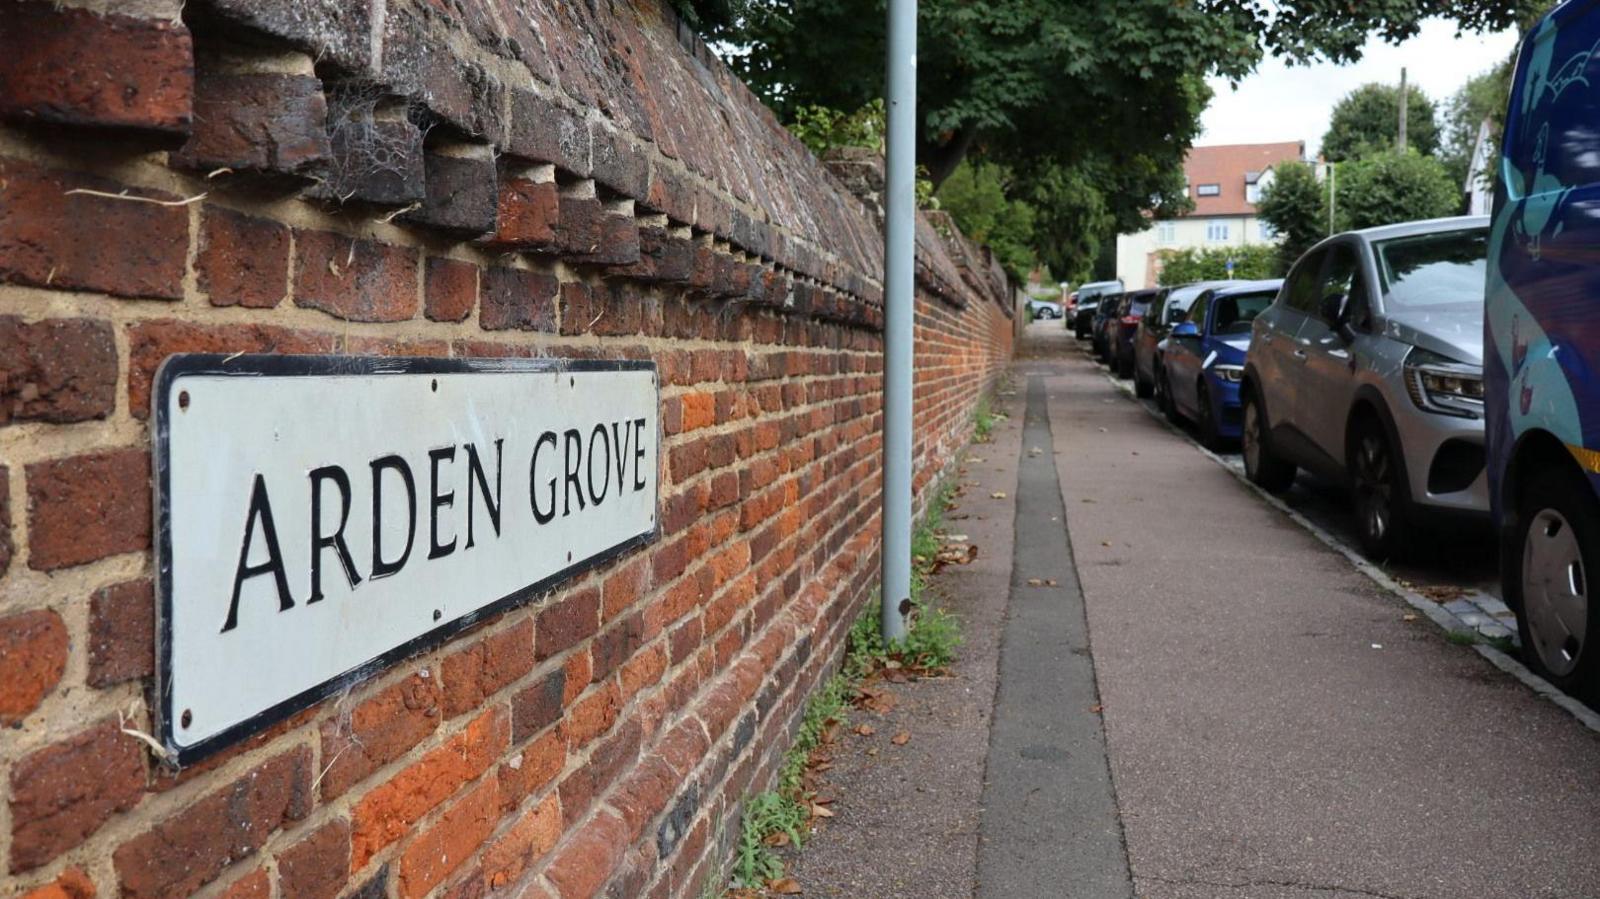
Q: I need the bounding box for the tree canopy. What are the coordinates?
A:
[935,161,1039,280]
[1336,151,1461,230]
[1256,161,1327,272]
[1320,82,1441,162]
[1157,245,1278,285]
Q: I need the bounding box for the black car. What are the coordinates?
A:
[1092,292,1126,362]
[1071,280,1123,338]
[1111,288,1164,379]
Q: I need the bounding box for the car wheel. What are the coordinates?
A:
[1241,388,1294,493]
[1349,418,1412,561]
[1159,370,1181,425]
[1134,365,1154,399]
[1510,466,1600,700]
[1196,379,1224,451]
[1117,353,1134,380]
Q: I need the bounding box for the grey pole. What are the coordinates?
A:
[881,0,916,643]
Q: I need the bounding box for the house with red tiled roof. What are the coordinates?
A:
[1115,141,1306,289]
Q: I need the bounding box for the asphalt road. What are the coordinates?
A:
[1025,322,1600,898]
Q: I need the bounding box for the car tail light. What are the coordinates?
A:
[1120,315,1140,326]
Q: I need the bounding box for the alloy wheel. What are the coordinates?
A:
[1243,400,1262,476]
[1522,508,1589,677]
[1353,433,1392,544]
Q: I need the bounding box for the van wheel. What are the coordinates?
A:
[1242,389,1295,493]
[1349,418,1412,561]
[1510,467,1600,701]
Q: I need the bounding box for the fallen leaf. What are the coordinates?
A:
[1402,613,1418,622]
[1101,541,1112,547]
[764,831,791,847]
[1044,578,1058,587]
[866,747,880,757]
[891,731,910,745]
[811,803,835,818]
[855,723,876,736]
[1089,704,1103,714]
[991,491,1007,499]
[770,878,803,894]
[1027,578,1044,587]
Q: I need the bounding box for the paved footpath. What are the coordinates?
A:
[1022,324,1600,898]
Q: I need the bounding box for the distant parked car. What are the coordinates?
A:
[1028,299,1064,320]
[1110,288,1164,380]
[1487,4,1600,697]
[1160,281,1281,449]
[1073,280,1123,338]
[1136,280,1240,400]
[1092,292,1125,362]
[1241,216,1490,560]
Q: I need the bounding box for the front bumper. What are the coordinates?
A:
[1207,373,1243,439]
[1394,403,1490,516]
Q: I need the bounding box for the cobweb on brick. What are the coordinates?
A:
[318,82,427,204]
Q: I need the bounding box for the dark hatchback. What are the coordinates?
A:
[1092,292,1125,361]
[1072,280,1123,338]
[1110,288,1165,379]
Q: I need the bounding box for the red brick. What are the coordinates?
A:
[0,466,9,577]
[563,681,620,749]
[510,667,567,744]
[88,578,154,687]
[18,866,95,899]
[293,230,419,322]
[219,869,269,899]
[278,818,350,899]
[0,317,117,426]
[318,672,442,800]
[591,613,642,683]
[485,176,558,249]
[481,792,560,891]
[127,320,337,418]
[498,728,565,812]
[680,392,715,432]
[480,266,558,332]
[396,776,500,899]
[534,588,600,662]
[425,257,478,323]
[601,557,648,621]
[172,72,329,176]
[562,651,592,704]
[113,747,311,899]
[619,644,666,701]
[196,207,289,308]
[0,611,60,727]
[0,158,187,299]
[9,720,144,872]
[544,812,628,899]
[350,707,508,868]
[25,448,149,570]
[0,4,192,136]
[441,618,535,718]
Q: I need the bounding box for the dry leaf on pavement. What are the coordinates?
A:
[991,491,1007,499]
[891,731,910,745]
[855,723,875,736]
[770,878,803,894]
[811,803,835,818]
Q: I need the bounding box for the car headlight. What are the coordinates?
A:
[1211,364,1243,383]
[1404,347,1484,418]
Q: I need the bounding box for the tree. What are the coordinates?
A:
[1321,83,1441,162]
[1440,66,1514,188]
[936,161,1039,280]
[1156,245,1278,285]
[1256,161,1327,272]
[1335,151,1460,230]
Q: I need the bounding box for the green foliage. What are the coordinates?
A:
[731,791,807,887]
[1321,82,1441,162]
[1256,161,1328,272]
[1441,66,1513,188]
[937,161,1038,281]
[1335,150,1461,231]
[972,394,995,443]
[1156,245,1279,285]
[668,0,749,31]
[789,100,885,157]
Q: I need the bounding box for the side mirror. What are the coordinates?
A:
[1172,321,1200,339]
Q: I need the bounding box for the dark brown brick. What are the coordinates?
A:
[127,320,338,419]
[318,672,441,800]
[197,207,290,308]
[26,448,148,571]
[0,466,9,577]
[506,89,590,176]
[9,719,145,873]
[278,818,350,899]
[0,317,117,426]
[196,0,372,74]
[0,158,188,300]
[589,122,647,201]
[88,578,155,687]
[400,149,498,236]
[425,258,478,323]
[554,195,602,255]
[0,609,67,726]
[0,3,192,137]
[113,747,312,899]
[509,667,566,744]
[315,98,426,205]
[569,212,640,267]
[172,72,329,177]
[534,588,600,663]
[293,230,419,322]
[479,267,558,332]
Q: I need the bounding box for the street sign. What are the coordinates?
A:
[152,355,659,764]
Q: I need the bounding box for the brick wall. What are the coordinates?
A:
[0,1,1014,897]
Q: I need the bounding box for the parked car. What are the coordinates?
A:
[1028,299,1064,320]
[1092,292,1126,362]
[1136,280,1240,399]
[1110,288,1164,380]
[1072,280,1123,338]
[1241,216,1491,560]
[1486,4,1600,697]
[1160,281,1281,448]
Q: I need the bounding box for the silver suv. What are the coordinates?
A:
[1241,216,1490,560]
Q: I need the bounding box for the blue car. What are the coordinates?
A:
[1159,281,1283,450]
[1487,2,1600,698]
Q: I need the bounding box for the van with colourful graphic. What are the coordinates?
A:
[1487,0,1600,699]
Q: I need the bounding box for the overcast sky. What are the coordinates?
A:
[1200,18,1521,157]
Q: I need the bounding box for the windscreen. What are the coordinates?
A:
[1373,228,1488,312]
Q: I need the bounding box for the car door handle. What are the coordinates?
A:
[1292,349,1308,361]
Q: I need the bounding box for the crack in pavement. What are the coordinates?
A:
[1139,873,1420,899]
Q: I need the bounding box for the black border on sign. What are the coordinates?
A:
[152,354,661,767]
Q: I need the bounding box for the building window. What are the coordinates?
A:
[1196,183,1221,197]
[1156,221,1176,244]
[1207,220,1230,242]
[1258,220,1277,241]
[1246,183,1262,204]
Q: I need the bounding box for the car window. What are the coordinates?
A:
[1372,228,1488,313]
[1283,250,1325,314]
[1186,293,1211,332]
[1212,290,1277,335]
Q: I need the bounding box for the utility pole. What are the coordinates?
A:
[1326,157,1337,235]
[1397,67,1409,152]
[881,0,916,643]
